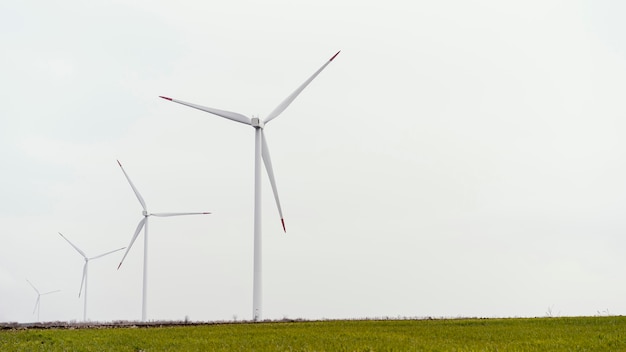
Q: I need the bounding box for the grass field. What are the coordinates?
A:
[1,316,625,351]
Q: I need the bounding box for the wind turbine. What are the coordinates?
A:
[58,232,125,321]
[26,279,60,322]
[116,160,212,321]
[159,51,340,321]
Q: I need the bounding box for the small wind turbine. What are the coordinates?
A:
[26,279,60,322]
[116,160,212,321]
[58,232,125,321]
[159,51,340,321]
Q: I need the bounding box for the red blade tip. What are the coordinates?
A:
[281,218,286,233]
[330,51,340,61]
[159,96,172,101]
[117,160,122,167]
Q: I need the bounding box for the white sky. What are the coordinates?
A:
[2,0,626,323]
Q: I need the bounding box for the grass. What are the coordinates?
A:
[1,316,625,351]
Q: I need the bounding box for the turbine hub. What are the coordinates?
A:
[142,210,148,216]
[251,117,264,129]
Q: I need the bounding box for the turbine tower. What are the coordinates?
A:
[58,232,125,321]
[159,51,339,320]
[116,160,212,321]
[26,279,60,322]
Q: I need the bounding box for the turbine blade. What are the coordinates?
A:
[150,212,212,217]
[79,263,87,298]
[118,218,146,269]
[159,96,251,126]
[41,290,61,295]
[265,50,340,124]
[58,232,87,258]
[261,131,286,232]
[33,297,40,314]
[117,160,147,212]
[26,279,39,294]
[90,247,126,260]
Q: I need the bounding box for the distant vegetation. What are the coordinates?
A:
[1,316,625,351]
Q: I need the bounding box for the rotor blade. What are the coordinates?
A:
[150,212,212,217]
[90,247,126,261]
[41,290,61,296]
[261,131,286,232]
[79,262,87,298]
[33,297,40,314]
[159,96,251,126]
[58,232,87,258]
[117,160,147,212]
[118,218,146,269]
[264,51,340,124]
[26,279,39,294]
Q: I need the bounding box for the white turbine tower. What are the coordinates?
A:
[26,279,60,322]
[58,232,125,321]
[116,160,212,321]
[159,51,340,321]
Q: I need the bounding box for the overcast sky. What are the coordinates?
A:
[2,0,626,323]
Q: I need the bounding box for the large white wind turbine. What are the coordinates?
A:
[159,51,340,321]
[58,232,125,321]
[116,160,211,321]
[26,279,60,322]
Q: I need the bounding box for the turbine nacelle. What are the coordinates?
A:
[251,117,265,129]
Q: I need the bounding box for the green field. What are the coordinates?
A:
[1,316,625,351]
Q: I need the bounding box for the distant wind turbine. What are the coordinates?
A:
[58,232,125,321]
[26,279,60,322]
[116,160,212,321]
[159,51,340,321]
